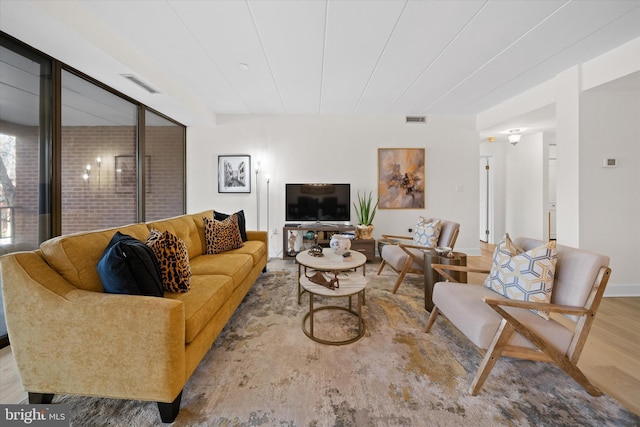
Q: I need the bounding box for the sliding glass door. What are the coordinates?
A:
[60,71,138,233]
[0,39,53,346]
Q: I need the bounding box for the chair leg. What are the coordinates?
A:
[392,257,413,294]
[424,307,439,332]
[376,260,387,275]
[469,319,515,395]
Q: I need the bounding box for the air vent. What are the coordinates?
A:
[121,74,161,94]
[406,116,426,123]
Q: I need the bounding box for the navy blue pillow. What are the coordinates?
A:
[97,231,164,297]
[214,210,248,241]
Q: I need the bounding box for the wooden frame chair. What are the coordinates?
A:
[424,237,611,396]
[377,219,459,293]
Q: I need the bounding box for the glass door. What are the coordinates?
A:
[0,39,53,346]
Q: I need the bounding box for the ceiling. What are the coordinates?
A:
[1,0,640,128]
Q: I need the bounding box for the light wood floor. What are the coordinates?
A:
[1,243,639,416]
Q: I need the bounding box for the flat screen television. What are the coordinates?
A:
[285,183,350,222]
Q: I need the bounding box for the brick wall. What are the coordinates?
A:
[61,126,138,234]
[145,125,185,221]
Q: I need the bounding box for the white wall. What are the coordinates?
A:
[579,88,640,290]
[186,114,480,258]
[477,37,640,296]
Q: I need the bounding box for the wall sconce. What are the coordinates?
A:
[508,129,522,145]
[82,164,91,181]
[96,157,102,188]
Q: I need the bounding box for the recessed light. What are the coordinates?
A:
[237,63,250,71]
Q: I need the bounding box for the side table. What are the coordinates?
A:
[423,250,467,311]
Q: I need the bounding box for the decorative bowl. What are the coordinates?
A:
[435,246,452,256]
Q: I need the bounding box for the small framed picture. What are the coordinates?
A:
[218,155,251,193]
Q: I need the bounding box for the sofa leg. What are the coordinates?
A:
[158,391,182,423]
[29,392,54,404]
[262,266,267,273]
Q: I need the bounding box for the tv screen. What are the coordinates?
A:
[285,183,350,222]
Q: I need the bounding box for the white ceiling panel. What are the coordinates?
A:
[389,0,567,114]
[249,0,327,113]
[0,0,639,126]
[171,0,284,113]
[320,0,406,113]
[431,0,640,113]
[354,0,485,114]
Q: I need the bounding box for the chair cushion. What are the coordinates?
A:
[380,244,422,271]
[433,282,573,353]
[413,217,441,247]
[484,234,557,319]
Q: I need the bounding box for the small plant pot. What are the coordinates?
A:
[356,224,374,239]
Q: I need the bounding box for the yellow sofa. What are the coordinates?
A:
[0,210,267,423]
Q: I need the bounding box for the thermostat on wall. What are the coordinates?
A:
[602,158,618,168]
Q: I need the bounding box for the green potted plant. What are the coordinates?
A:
[353,191,379,239]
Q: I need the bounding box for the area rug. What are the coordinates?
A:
[51,259,639,426]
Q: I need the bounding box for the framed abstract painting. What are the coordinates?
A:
[378,148,425,209]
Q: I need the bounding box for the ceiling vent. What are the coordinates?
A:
[406,116,426,123]
[121,74,161,94]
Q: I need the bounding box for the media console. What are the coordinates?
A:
[282,224,375,262]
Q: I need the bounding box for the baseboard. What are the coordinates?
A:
[604,283,640,297]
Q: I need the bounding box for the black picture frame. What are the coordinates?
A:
[218,155,251,193]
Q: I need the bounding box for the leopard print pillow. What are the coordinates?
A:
[146,228,192,293]
[203,214,244,254]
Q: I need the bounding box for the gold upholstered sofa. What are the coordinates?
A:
[0,210,267,423]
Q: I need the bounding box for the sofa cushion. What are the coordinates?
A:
[484,234,557,319]
[413,217,441,247]
[433,282,573,353]
[146,229,192,293]
[97,232,164,297]
[204,215,244,254]
[39,223,151,292]
[189,253,253,288]
[164,274,234,344]
[215,209,248,241]
[223,240,267,267]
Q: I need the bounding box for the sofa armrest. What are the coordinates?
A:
[2,252,186,402]
[246,230,268,245]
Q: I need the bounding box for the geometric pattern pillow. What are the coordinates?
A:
[145,228,192,293]
[483,234,557,319]
[203,214,244,255]
[413,217,441,247]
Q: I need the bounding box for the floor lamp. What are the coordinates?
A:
[255,164,260,230]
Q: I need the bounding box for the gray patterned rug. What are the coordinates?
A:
[51,259,639,426]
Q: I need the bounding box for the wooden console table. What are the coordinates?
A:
[282,224,375,262]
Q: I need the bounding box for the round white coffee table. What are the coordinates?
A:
[296,248,367,345]
[300,272,366,345]
[295,248,367,303]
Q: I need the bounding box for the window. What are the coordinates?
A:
[144,110,185,221]
[61,70,138,233]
